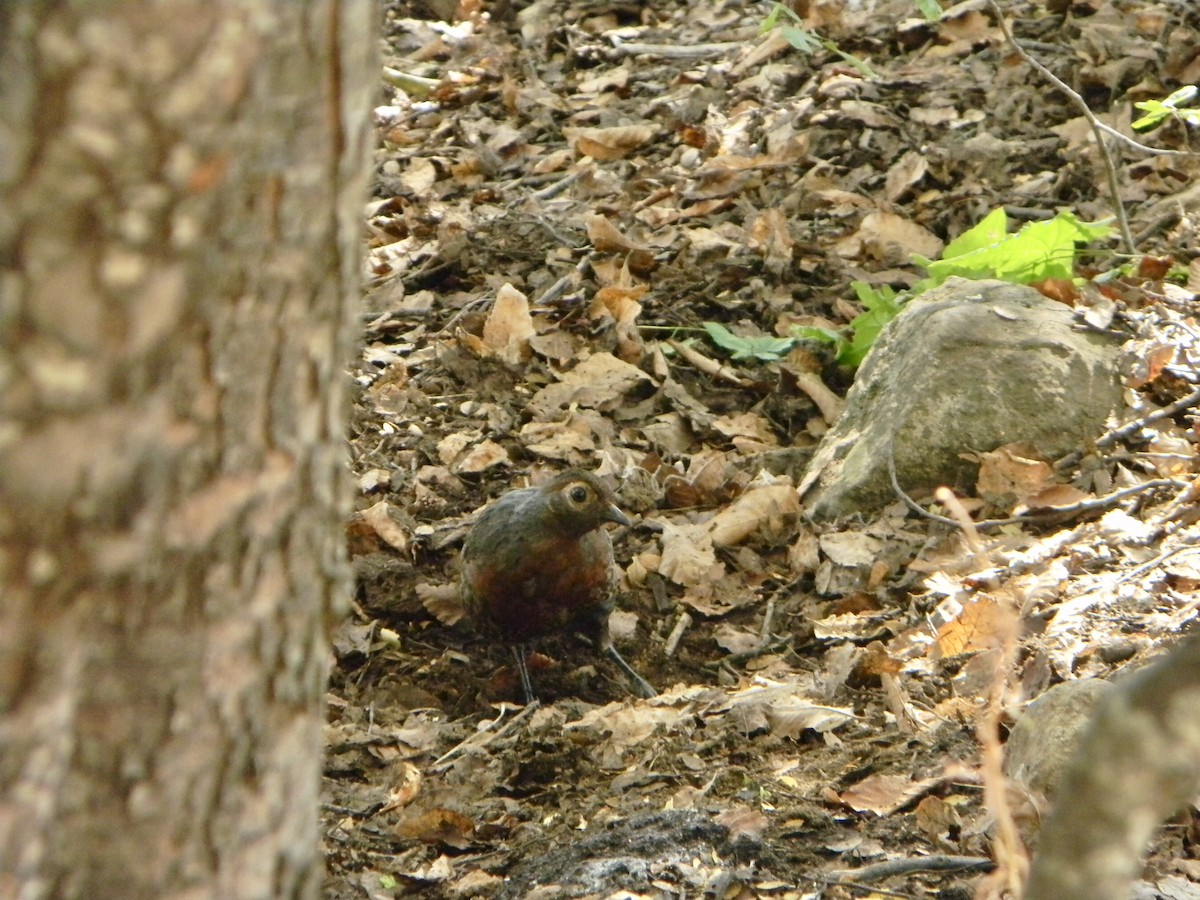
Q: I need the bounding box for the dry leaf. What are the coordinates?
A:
[394,808,475,849]
[977,443,1053,505]
[565,124,658,160]
[835,209,944,262]
[705,484,800,547]
[525,352,652,419]
[839,773,938,816]
[934,596,1005,658]
[418,582,465,626]
[454,438,509,473]
[360,500,409,553]
[747,207,794,276]
[586,214,649,253]
[590,281,647,363]
[481,283,534,366]
[658,523,720,587]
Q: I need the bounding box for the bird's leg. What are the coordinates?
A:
[512,644,537,705]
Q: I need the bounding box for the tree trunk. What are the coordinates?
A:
[1024,635,1200,900]
[0,3,374,898]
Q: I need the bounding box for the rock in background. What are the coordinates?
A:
[799,278,1123,520]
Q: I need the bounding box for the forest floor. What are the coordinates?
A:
[324,0,1200,897]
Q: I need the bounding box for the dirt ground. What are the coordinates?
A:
[323,0,1200,897]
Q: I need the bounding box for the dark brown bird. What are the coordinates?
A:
[460,469,656,703]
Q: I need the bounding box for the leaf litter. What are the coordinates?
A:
[330,0,1200,896]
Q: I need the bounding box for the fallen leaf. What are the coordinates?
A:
[360,500,409,553]
[565,123,658,160]
[394,808,475,849]
[480,283,534,366]
[525,352,652,419]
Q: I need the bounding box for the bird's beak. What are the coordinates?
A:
[605,504,632,527]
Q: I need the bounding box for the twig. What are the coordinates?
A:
[791,370,845,424]
[666,339,752,387]
[1147,476,1200,529]
[759,596,776,643]
[435,293,492,336]
[381,66,439,97]
[530,168,587,202]
[664,611,693,657]
[986,1,1136,253]
[934,486,986,557]
[609,37,743,59]
[533,253,595,307]
[430,701,540,772]
[887,437,1183,529]
[1096,384,1200,449]
[828,854,994,883]
[702,636,793,671]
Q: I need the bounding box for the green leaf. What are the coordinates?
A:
[1161,85,1198,108]
[761,1,873,75]
[1132,100,1170,132]
[1133,86,1199,132]
[791,325,847,349]
[920,210,1112,286]
[780,25,821,53]
[940,207,1008,260]
[840,283,902,366]
[703,322,795,361]
[760,4,783,32]
[914,0,943,20]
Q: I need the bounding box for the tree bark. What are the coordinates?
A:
[0,3,374,898]
[1024,634,1200,900]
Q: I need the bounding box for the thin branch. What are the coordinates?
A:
[986,1,1136,253]
[887,437,1184,529]
[666,338,752,387]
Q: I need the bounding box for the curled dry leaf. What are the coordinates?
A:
[519,414,597,462]
[977,443,1053,504]
[359,500,409,554]
[586,213,650,254]
[705,484,800,547]
[453,438,509,474]
[565,123,658,160]
[716,806,770,842]
[459,283,534,366]
[838,772,940,816]
[658,522,720,587]
[591,283,647,363]
[394,807,475,849]
[747,207,794,276]
[417,582,466,627]
[835,209,944,263]
[382,761,423,812]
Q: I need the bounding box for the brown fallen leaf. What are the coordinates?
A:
[459,283,534,365]
[359,500,410,553]
[394,807,475,849]
[565,123,658,160]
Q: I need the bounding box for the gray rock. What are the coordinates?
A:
[799,278,1123,520]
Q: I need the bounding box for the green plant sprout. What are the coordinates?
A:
[761,3,877,79]
[913,208,1113,288]
[913,0,943,21]
[702,322,795,361]
[702,209,1113,368]
[790,282,900,368]
[1131,85,1200,133]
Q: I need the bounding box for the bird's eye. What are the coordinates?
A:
[568,485,589,504]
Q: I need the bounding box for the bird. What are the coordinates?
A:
[460,469,657,703]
